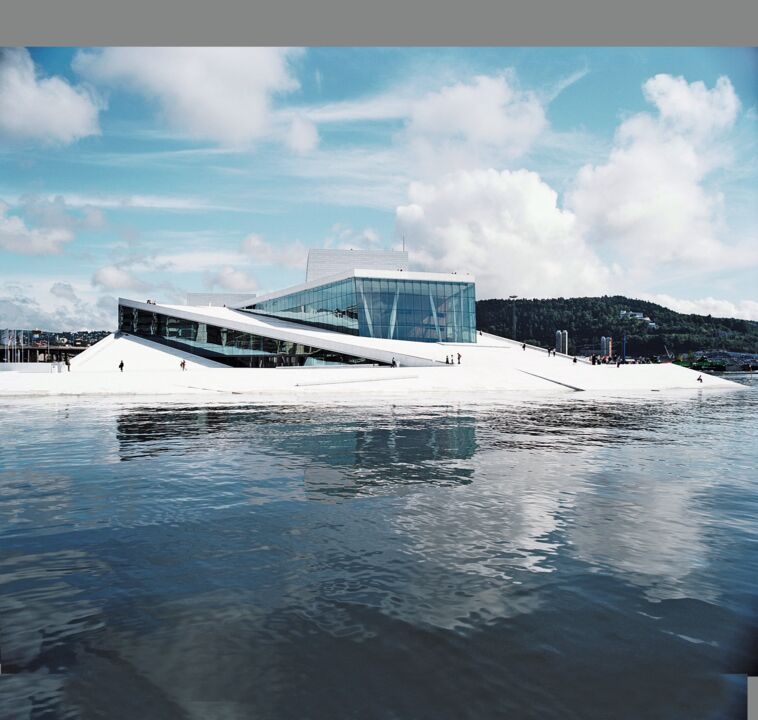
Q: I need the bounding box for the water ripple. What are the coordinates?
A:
[1,387,756,719]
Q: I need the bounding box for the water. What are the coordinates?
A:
[1,379,756,719]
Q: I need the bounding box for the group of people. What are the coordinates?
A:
[445,353,461,365]
[591,354,623,367]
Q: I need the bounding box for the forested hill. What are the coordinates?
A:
[475,296,758,356]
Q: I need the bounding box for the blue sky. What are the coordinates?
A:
[0,46,756,329]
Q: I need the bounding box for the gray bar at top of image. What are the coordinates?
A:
[2,0,757,46]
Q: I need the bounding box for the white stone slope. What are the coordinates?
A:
[0,330,742,397]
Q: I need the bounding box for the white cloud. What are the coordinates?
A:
[407,73,546,157]
[18,195,106,232]
[74,47,301,146]
[205,266,258,292]
[49,281,79,304]
[0,278,115,331]
[286,115,319,154]
[92,265,144,291]
[396,168,612,299]
[0,200,74,255]
[26,193,230,212]
[323,223,383,250]
[0,48,101,145]
[280,146,409,209]
[566,74,741,275]
[241,233,308,268]
[147,250,247,273]
[0,195,109,256]
[642,74,740,140]
[269,70,551,184]
[300,92,410,124]
[642,294,758,321]
[296,71,546,156]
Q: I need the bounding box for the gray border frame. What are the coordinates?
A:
[2,0,757,45]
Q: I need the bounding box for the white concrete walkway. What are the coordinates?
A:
[0,331,742,397]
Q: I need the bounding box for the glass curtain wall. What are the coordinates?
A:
[118,304,381,368]
[243,277,476,343]
[242,278,359,335]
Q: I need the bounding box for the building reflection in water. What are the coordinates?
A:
[116,404,478,499]
[112,396,727,607]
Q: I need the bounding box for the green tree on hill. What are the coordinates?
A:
[475,296,758,355]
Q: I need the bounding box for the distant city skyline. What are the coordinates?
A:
[1,46,756,330]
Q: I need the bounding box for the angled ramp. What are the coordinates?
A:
[71,333,227,372]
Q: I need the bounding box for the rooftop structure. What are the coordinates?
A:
[241,268,476,343]
[305,249,408,282]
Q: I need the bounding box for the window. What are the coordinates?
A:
[239,277,476,343]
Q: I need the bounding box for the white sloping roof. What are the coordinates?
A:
[118,298,450,367]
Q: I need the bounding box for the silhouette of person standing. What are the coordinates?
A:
[118,360,124,372]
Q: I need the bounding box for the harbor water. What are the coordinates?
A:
[1,378,756,719]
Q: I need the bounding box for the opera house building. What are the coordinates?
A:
[0,249,740,396]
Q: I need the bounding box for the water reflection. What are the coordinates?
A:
[116,405,478,498]
[0,389,755,720]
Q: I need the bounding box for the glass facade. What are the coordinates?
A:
[243,276,476,343]
[118,304,384,368]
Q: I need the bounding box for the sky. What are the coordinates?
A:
[0,46,756,331]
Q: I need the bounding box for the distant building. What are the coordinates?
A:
[620,309,655,327]
[555,329,568,354]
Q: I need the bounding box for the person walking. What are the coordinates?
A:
[391,357,397,368]
[65,356,70,372]
[180,359,186,371]
[522,343,526,351]
[457,353,461,365]
[445,355,450,364]
[118,360,124,372]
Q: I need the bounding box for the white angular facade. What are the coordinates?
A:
[0,253,742,397]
